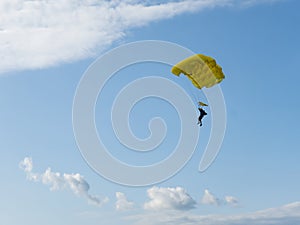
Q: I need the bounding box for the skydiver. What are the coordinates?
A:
[197,107,207,126]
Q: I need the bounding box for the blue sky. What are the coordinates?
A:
[1,0,300,224]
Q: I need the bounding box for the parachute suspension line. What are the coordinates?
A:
[182,75,198,105]
[192,88,201,106]
[183,75,208,107]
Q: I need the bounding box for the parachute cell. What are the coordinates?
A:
[171,54,225,89]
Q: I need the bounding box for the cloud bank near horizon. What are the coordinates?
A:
[0,0,281,74]
[128,201,300,225]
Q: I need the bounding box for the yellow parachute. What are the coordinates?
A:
[171,54,225,89]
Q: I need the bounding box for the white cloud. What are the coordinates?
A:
[0,0,281,74]
[201,189,239,206]
[19,156,39,181]
[240,0,284,7]
[129,201,300,225]
[19,157,108,206]
[224,195,239,206]
[144,186,196,211]
[116,192,134,211]
[201,189,221,205]
[19,156,33,172]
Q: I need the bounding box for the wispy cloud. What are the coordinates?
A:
[116,192,134,211]
[144,186,196,211]
[239,0,285,7]
[129,201,300,225]
[19,157,108,206]
[0,0,281,74]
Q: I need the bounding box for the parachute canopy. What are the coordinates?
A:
[171,54,225,89]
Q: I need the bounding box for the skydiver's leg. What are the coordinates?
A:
[199,115,204,126]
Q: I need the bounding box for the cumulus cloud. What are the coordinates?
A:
[224,195,239,206]
[201,189,221,206]
[144,186,196,211]
[0,0,281,74]
[201,189,239,206]
[19,156,39,181]
[129,201,300,225]
[19,157,108,206]
[116,192,134,211]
